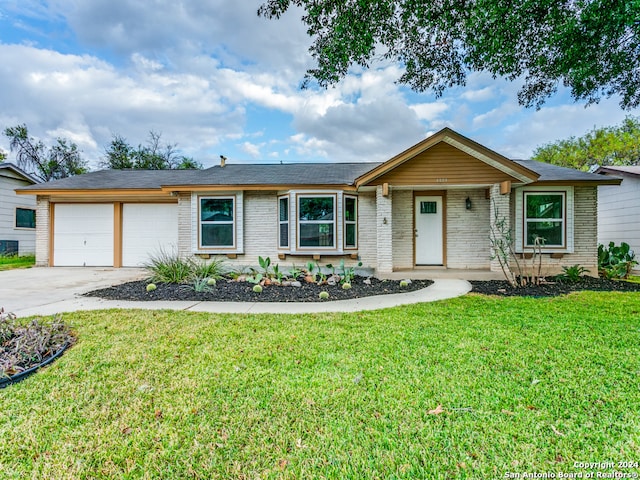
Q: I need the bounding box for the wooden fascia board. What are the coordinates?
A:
[531,179,622,186]
[15,188,168,196]
[160,184,358,192]
[354,127,539,187]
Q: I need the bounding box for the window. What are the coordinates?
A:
[199,197,235,248]
[344,195,357,249]
[524,192,565,247]
[16,208,35,229]
[298,195,335,248]
[278,196,289,248]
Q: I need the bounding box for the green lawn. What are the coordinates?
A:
[1,293,640,479]
[0,254,35,270]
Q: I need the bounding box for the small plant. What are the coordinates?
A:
[598,242,638,279]
[146,283,157,292]
[246,273,263,284]
[253,285,263,293]
[342,282,352,290]
[318,291,329,300]
[339,259,362,285]
[399,280,408,288]
[145,249,193,283]
[190,257,227,281]
[207,278,217,286]
[189,277,213,293]
[305,261,318,282]
[258,256,272,277]
[272,264,284,283]
[556,265,590,283]
[316,262,327,284]
[288,264,303,279]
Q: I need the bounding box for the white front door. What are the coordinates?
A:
[415,195,443,265]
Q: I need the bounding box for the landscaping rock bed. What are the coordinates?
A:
[85,276,434,303]
[471,276,640,297]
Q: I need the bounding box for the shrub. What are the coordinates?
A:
[598,242,638,279]
[253,285,263,293]
[188,278,212,293]
[556,265,590,283]
[145,249,194,283]
[399,280,408,288]
[0,314,75,378]
[145,249,226,283]
[146,283,157,292]
[206,278,217,286]
[342,282,352,290]
[319,291,329,299]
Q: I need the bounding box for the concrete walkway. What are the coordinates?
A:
[13,278,472,317]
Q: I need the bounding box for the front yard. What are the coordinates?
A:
[1,293,639,479]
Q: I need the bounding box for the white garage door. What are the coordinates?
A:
[54,204,114,266]
[122,204,178,267]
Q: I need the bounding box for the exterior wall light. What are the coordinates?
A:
[465,197,472,210]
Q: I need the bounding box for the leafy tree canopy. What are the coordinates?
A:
[531,116,640,170]
[4,124,88,181]
[102,131,202,170]
[259,0,640,109]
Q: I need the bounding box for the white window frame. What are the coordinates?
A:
[198,195,236,249]
[515,186,574,253]
[278,195,289,249]
[15,207,36,230]
[296,194,337,250]
[523,191,565,248]
[343,195,358,249]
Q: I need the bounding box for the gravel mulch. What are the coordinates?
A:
[85,276,434,303]
[470,276,640,297]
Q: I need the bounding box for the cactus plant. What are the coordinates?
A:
[253,285,263,293]
[146,283,157,292]
[319,291,329,299]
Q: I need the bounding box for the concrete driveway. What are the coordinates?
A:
[0,267,147,316]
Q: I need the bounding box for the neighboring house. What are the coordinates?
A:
[595,165,640,269]
[0,163,39,256]
[16,128,619,275]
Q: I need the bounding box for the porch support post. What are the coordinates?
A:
[376,184,393,274]
[35,195,51,267]
[177,192,192,259]
[489,183,511,273]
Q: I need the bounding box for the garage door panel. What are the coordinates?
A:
[54,204,114,266]
[122,204,178,267]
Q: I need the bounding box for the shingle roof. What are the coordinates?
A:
[17,158,619,193]
[513,160,620,183]
[595,165,640,177]
[18,163,383,191]
[0,163,39,184]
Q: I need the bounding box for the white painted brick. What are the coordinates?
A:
[35,195,50,266]
[392,190,413,269]
[376,186,393,274]
[447,189,491,269]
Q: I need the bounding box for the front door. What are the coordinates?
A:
[415,195,443,265]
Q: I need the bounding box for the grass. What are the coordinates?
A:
[1,293,640,479]
[0,254,35,271]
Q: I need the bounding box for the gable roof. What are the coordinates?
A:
[354,128,540,186]
[0,163,39,184]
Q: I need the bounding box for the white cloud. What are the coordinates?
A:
[240,141,261,159]
[410,102,449,121]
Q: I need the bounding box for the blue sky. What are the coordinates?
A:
[0,1,638,170]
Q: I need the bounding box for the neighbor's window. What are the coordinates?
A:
[278,196,289,248]
[16,208,36,229]
[298,195,335,248]
[524,192,565,247]
[344,195,357,249]
[199,197,235,248]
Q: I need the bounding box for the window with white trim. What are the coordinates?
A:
[16,208,36,229]
[298,195,335,249]
[199,196,235,248]
[524,192,565,247]
[344,195,357,249]
[278,196,289,248]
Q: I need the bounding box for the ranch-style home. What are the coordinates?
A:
[0,163,39,256]
[16,128,620,276]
